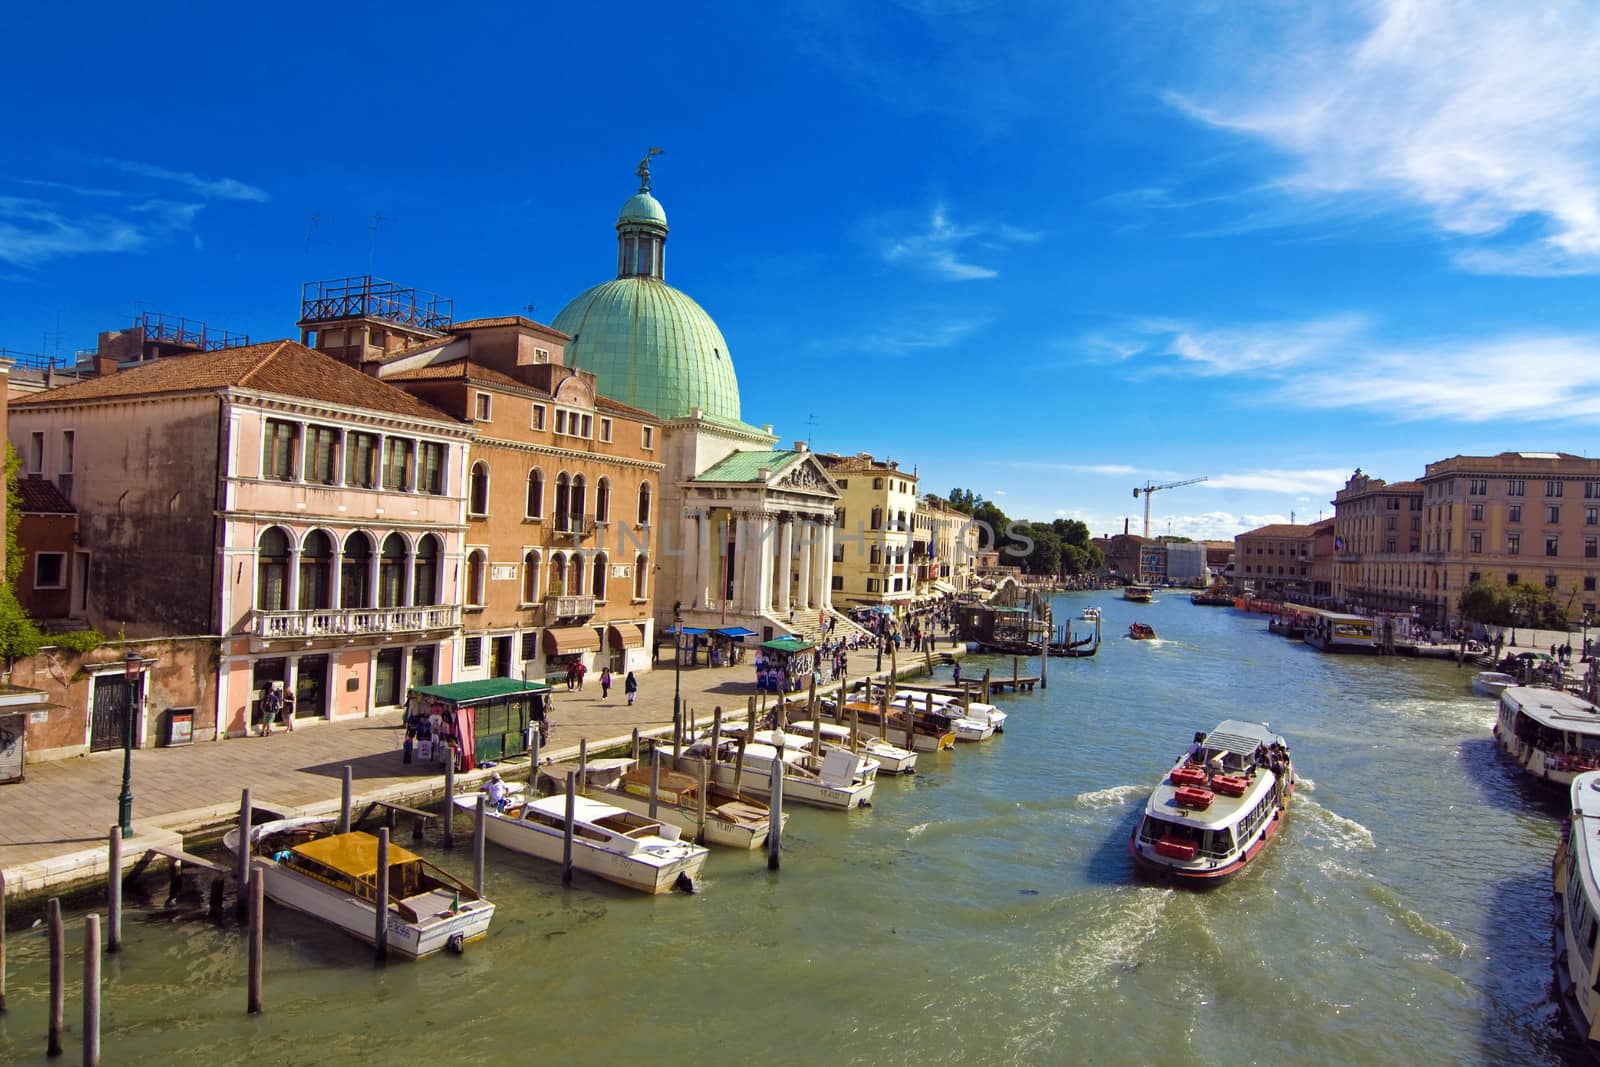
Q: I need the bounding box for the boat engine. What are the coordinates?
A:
[448,933,466,954]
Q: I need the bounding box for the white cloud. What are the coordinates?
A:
[1173,0,1600,274]
[849,313,990,356]
[875,203,1038,280]
[1205,468,1350,495]
[1007,461,1140,476]
[0,197,149,266]
[101,160,269,203]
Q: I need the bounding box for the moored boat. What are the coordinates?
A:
[457,793,708,893]
[1493,686,1600,787]
[1129,720,1293,886]
[592,767,785,850]
[222,818,494,958]
[1552,771,1600,1054]
[1472,671,1518,697]
[887,691,1002,739]
[819,698,957,752]
[783,718,919,774]
[683,736,877,811]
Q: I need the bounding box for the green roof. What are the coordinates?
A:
[410,678,550,704]
[760,637,813,654]
[690,410,777,440]
[617,192,667,228]
[695,449,803,484]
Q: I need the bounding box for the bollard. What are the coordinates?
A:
[473,796,486,897]
[107,826,122,954]
[247,869,264,1013]
[562,772,577,885]
[578,738,588,796]
[83,913,100,1067]
[339,765,353,835]
[444,750,457,850]
[374,828,390,963]
[236,788,252,922]
[47,896,63,1056]
[767,746,784,872]
[649,746,661,820]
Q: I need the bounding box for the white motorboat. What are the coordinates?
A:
[1493,686,1600,788]
[750,728,881,782]
[889,691,1007,734]
[818,698,957,752]
[684,737,877,811]
[887,693,994,742]
[1553,772,1600,1055]
[1472,671,1518,697]
[456,793,707,893]
[222,817,494,959]
[783,719,918,774]
[1129,720,1293,886]
[1080,606,1101,621]
[591,767,785,850]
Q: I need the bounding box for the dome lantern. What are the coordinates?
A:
[617,149,668,281]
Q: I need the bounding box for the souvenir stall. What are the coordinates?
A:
[662,624,709,666]
[709,626,757,667]
[405,678,552,771]
[755,636,815,692]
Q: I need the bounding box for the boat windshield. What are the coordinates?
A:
[1140,815,1235,858]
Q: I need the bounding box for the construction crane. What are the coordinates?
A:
[1132,477,1208,539]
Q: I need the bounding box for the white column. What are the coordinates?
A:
[330,545,344,611]
[733,511,753,612]
[754,513,776,618]
[777,517,794,615]
[286,545,302,612]
[797,518,813,612]
[681,511,700,608]
[819,521,835,610]
[699,514,714,608]
[401,547,416,606]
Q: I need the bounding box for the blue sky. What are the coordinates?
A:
[5,1,1599,539]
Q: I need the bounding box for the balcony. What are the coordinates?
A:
[250,604,461,640]
[544,594,597,621]
[551,517,599,543]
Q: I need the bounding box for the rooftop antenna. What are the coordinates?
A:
[805,413,819,448]
[367,212,394,274]
[304,213,330,256]
[523,302,537,319]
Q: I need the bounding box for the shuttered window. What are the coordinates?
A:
[418,442,446,495]
[263,420,298,481]
[382,438,414,492]
[304,426,339,485]
[345,432,378,488]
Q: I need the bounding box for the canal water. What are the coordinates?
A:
[0,593,1577,1064]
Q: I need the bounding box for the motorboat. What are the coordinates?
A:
[591,767,785,850]
[886,692,997,741]
[1552,772,1600,1055]
[888,690,1008,734]
[1492,686,1600,788]
[1080,606,1102,621]
[782,719,918,774]
[1129,720,1293,886]
[1128,623,1156,640]
[1471,671,1518,697]
[818,698,957,752]
[749,728,881,782]
[455,793,707,893]
[223,818,494,958]
[1123,585,1155,603]
[682,736,877,811]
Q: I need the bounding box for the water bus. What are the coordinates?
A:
[1303,610,1375,653]
[1493,686,1600,787]
[1552,771,1600,1056]
[1129,720,1293,886]
[1123,585,1155,603]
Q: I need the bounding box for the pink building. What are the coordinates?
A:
[9,340,472,746]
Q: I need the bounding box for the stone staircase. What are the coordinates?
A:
[768,607,872,646]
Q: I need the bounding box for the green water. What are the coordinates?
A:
[0,594,1578,1064]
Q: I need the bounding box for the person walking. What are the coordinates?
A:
[565,661,576,691]
[282,688,296,732]
[625,671,638,705]
[600,668,613,700]
[576,660,588,691]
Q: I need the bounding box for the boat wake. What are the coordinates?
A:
[1309,858,1470,960]
[1072,784,1145,809]
[1048,886,1177,996]
[906,822,929,838]
[1297,798,1376,851]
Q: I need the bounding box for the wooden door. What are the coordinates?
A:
[90,677,131,752]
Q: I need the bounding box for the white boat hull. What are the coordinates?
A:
[685,755,875,811]
[467,802,707,893]
[600,789,785,850]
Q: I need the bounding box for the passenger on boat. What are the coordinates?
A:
[1187,732,1207,765]
[484,773,508,811]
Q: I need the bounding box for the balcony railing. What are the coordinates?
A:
[544,594,596,620]
[551,517,598,542]
[250,604,461,640]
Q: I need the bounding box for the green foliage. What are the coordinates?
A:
[0,444,103,662]
[4,445,20,586]
[1459,578,1572,629]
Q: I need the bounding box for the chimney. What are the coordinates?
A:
[1123,517,1129,536]
[794,441,809,453]
[94,355,119,378]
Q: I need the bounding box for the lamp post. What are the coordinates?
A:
[117,652,140,837]
[671,601,683,741]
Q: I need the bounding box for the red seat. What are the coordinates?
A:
[1173,786,1214,810]
[1156,837,1197,860]
[1170,766,1208,789]
[1212,774,1248,797]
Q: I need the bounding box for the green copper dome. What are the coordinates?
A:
[617,192,667,228]
[553,276,741,422]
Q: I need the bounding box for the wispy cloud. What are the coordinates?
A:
[840,313,991,357]
[1113,315,1600,423]
[100,160,269,203]
[1171,0,1600,274]
[1007,460,1140,477]
[1204,468,1349,495]
[873,203,1038,280]
[0,197,148,265]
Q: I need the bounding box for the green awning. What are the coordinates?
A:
[410,678,550,705]
[759,637,813,654]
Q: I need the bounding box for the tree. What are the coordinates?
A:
[0,445,100,661]
[1461,577,1571,630]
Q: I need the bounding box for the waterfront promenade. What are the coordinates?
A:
[0,642,960,902]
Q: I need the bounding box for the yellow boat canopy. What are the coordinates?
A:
[293,832,421,878]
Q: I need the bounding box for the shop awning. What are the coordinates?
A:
[543,627,601,655]
[607,623,646,649]
[661,625,709,636]
[715,626,757,638]
[932,581,957,594]
[411,678,550,704]
[760,636,813,654]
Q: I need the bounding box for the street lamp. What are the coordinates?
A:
[118,651,140,837]
[671,601,683,740]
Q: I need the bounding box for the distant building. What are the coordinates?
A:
[1234,520,1335,600]
[1093,533,1154,580]
[816,452,919,607]
[1164,541,1208,584]
[1331,469,1426,613]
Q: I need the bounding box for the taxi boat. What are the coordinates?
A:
[1128,623,1156,641]
[1493,686,1600,787]
[1129,720,1293,886]
[593,767,786,850]
[224,818,494,958]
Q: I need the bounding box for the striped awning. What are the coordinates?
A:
[607,624,646,649]
[543,627,600,655]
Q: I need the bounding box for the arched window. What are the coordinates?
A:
[570,552,586,596]
[468,462,489,516]
[548,552,567,596]
[257,526,290,611]
[637,482,652,525]
[554,473,571,530]
[341,532,373,608]
[523,550,540,604]
[379,533,407,608]
[570,475,586,529]
[526,468,544,518]
[871,507,883,531]
[595,478,611,523]
[466,549,486,606]
[413,534,440,605]
[634,553,648,600]
[592,553,608,602]
[299,530,333,609]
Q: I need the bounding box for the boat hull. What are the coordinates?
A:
[1128,782,1293,887]
[600,788,781,850]
[472,805,707,893]
[689,756,876,811]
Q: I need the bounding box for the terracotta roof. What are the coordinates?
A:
[595,395,657,422]
[1237,523,1319,539]
[815,453,911,476]
[450,316,568,339]
[13,340,456,424]
[16,478,75,514]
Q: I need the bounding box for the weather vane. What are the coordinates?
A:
[637,147,664,192]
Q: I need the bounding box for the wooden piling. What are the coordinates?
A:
[83,913,100,1067]
[562,772,577,885]
[733,735,748,797]
[374,828,390,963]
[209,876,224,920]
[710,707,723,775]
[767,743,784,872]
[578,738,588,796]
[47,896,63,1057]
[879,687,889,741]
[167,856,183,906]
[528,730,541,791]
[747,696,756,735]
[339,765,353,834]
[631,727,640,763]
[696,756,709,842]
[982,668,992,705]
[107,826,122,954]
[443,750,457,849]
[246,869,263,1014]
[236,788,252,922]
[851,707,861,751]
[0,868,8,1012]
[472,796,486,897]
[649,746,661,819]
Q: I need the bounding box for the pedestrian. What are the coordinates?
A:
[576,660,588,691]
[565,661,576,691]
[600,667,613,700]
[953,662,961,685]
[625,671,638,705]
[282,688,295,732]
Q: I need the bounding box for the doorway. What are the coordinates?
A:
[295,655,329,719]
[90,674,141,752]
[491,635,512,678]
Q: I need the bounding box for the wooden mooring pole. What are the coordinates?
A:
[443,750,457,849]
[578,738,588,796]
[631,727,640,763]
[733,735,747,798]
[472,796,486,898]
[528,730,541,792]
[338,765,353,835]
[648,745,661,819]
[247,868,264,1014]
[235,789,252,923]
[373,828,390,964]
[47,896,63,1057]
[107,826,122,954]
[767,744,784,872]
[82,913,100,1067]
[562,772,577,885]
[0,868,7,1012]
